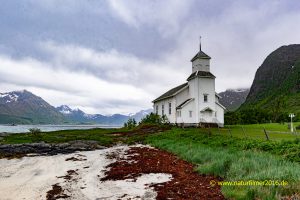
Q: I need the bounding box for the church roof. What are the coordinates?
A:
[200,107,214,112]
[187,71,215,81]
[176,98,193,109]
[216,101,226,110]
[191,50,211,62]
[152,82,188,103]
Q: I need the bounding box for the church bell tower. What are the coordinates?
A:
[191,37,211,72]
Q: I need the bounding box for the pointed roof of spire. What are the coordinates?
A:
[190,50,211,61]
[191,37,211,61]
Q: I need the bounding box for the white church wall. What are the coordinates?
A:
[192,59,210,72]
[216,103,224,126]
[177,101,196,124]
[198,78,216,113]
[154,97,176,123]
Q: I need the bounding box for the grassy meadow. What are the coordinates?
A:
[214,122,300,141]
[146,127,300,199]
[0,128,123,146]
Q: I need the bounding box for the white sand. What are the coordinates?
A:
[0,145,172,200]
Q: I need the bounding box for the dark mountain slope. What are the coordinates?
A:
[0,90,67,124]
[243,44,300,107]
[218,88,249,111]
[234,44,300,123]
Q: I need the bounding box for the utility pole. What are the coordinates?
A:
[289,113,295,132]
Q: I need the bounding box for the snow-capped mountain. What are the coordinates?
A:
[218,88,250,111]
[56,105,152,125]
[0,90,153,125]
[0,90,66,124]
[56,105,73,114]
[0,92,20,103]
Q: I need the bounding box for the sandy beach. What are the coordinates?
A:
[0,145,172,200]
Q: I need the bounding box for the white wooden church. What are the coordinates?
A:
[152,42,225,127]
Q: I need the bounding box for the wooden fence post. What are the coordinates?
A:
[209,128,212,136]
[228,128,232,137]
[294,126,299,138]
[263,127,269,141]
[241,126,247,138]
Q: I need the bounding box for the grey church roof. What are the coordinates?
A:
[176,98,193,109]
[152,83,188,102]
[187,71,215,81]
[191,50,211,61]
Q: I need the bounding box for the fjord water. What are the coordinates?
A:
[0,124,121,133]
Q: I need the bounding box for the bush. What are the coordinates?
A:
[29,128,41,136]
[225,109,292,125]
[123,118,137,129]
[139,113,168,125]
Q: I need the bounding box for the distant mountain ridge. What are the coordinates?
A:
[0,90,152,125]
[56,105,152,125]
[218,88,250,111]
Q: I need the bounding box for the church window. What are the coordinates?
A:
[204,94,208,102]
[168,102,172,115]
[215,111,217,117]
[189,111,192,118]
[156,105,158,114]
[177,111,181,117]
[162,105,164,115]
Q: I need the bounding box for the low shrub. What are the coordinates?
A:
[123,118,137,129]
[29,128,41,136]
[139,113,169,125]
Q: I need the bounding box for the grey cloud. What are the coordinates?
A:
[1,0,300,114]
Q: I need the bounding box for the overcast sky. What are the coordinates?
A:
[0,0,300,114]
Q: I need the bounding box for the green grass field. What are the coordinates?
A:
[0,128,124,146]
[212,122,300,141]
[146,128,300,200]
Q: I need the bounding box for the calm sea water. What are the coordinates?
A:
[0,124,121,134]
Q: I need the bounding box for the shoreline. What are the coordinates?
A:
[0,124,122,134]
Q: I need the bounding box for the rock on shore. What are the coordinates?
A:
[0,140,105,158]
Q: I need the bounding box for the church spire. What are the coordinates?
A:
[199,36,202,51]
[191,37,211,62]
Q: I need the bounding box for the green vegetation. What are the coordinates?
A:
[224,107,290,124]
[146,128,300,199]
[216,123,300,141]
[0,114,33,124]
[123,118,137,129]
[1,121,300,199]
[1,128,120,146]
[139,113,169,125]
[29,128,41,135]
[231,61,300,125]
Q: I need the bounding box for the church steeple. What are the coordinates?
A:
[191,37,211,72]
[199,36,201,51]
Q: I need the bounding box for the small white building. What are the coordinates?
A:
[152,43,225,127]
